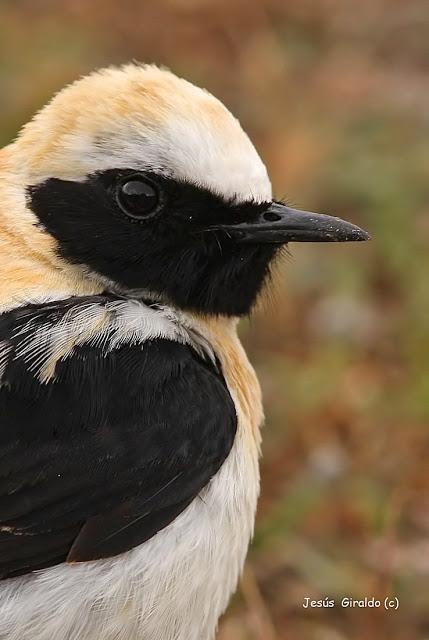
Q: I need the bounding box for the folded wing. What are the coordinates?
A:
[0,296,237,578]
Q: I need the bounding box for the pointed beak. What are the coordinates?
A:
[212,202,371,244]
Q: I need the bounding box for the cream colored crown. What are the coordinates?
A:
[12,64,272,204]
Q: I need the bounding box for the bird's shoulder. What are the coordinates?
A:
[0,293,237,578]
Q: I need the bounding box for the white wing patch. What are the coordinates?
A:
[0,342,12,382]
[9,299,214,383]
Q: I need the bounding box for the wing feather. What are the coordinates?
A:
[0,296,236,578]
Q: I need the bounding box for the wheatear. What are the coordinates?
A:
[0,64,369,640]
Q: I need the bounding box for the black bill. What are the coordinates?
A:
[212,202,370,244]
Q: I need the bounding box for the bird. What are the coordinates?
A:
[0,64,369,640]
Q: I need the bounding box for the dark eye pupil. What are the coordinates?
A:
[117,178,159,219]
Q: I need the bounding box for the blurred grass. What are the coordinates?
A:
[1,1,428,638]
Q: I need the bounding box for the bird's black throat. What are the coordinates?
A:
[28,170,279,316]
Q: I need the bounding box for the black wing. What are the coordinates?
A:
[0,299,236,579]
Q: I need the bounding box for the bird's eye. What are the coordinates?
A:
[116,177,160,220]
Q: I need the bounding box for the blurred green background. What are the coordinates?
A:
[1,1,428,638]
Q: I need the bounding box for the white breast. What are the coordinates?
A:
[0,424,259,640]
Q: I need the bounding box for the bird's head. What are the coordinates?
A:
[6,64,369,316]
